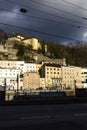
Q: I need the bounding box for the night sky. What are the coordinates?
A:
[0,0,87,44]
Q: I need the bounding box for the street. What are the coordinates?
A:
[0,103,87,129]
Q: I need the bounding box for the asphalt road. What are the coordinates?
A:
[0,103,87,130]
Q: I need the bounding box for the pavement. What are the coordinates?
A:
[0,103,87,129]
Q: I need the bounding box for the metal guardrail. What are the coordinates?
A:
[5,89,75,101]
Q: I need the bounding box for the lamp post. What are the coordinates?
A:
[74,79,76,96]
[74,80,76,89]
[17,74,19,95]
[3,78,6,101]
[4,78,6,91]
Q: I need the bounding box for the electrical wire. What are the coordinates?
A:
[0,8,86,28]
[4,0,85,25]
[32,0,87,12]
[61,0,87,11]
[30,0,87,26]
[30,0,84,19]
[3,0,87,28]
[0,22,86,43]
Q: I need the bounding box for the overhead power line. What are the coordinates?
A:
[30,0,84,19]
[0,22,86,43]
[29,0,87,24]
[5,0,85,25]
[36,0,87,12]
[31,0,87,12]
[0,8,76,27]
[61,0,87,11]
[1,8,87,28]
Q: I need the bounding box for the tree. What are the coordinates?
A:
[16,44,25,60]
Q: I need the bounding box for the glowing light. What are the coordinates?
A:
[83,32,87,40]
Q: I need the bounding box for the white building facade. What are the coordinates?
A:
[81,68,87,88]
[24,63,36,72]
[0,61,25,73]
[0,68,22,90]
[61,66,82,89]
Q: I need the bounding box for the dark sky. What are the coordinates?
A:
[0,0,87,44]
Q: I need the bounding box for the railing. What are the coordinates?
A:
[5,89,75,101]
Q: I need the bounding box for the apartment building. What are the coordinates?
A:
[0,68,22,90]
[0,60,83,90]
[23,72,40,89]
[0,61,25,73]
[81,68,87,88]
[0,61,41,90]
[74,66,82,88]
[61,66,82,89]
[24,63,36,72]
[39,63,62,88]
[0,61,16,68]
[16,61,25,73]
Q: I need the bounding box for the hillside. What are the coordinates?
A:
[0,30,87,67]
[0,32,65,65]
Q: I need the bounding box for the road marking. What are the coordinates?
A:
[74,113,87,117]
[20,116,51,120]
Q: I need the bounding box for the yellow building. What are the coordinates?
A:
[39,63,62,88]
[74,66,82,88]
[61,66,82,89]
[7,35,41,51]
[22,37,42,50]
[39,63,82,90]
[36,63,43,72]
[23,72,40,89]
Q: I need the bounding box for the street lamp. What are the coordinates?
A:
[3,78,6,91]
[74,80,76,89]
[3,78,6,101]
[17,74,19,95]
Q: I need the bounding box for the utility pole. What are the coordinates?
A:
[4,78,6,91]
[74,80,76,96]
[17,74,19,95]
[74,80,76,89]
[3,78,6,101]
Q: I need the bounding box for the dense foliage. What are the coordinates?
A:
[15,39,87,67]
[40,40,87,67]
